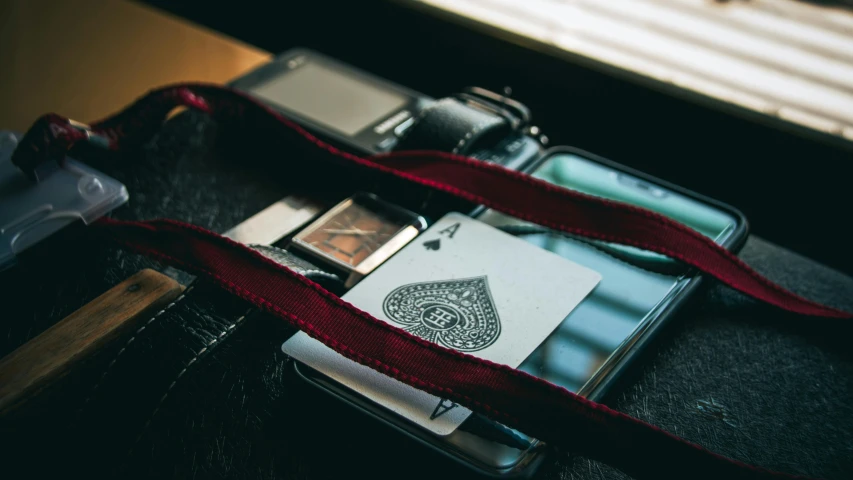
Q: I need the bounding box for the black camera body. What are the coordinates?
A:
[231,49,545,172]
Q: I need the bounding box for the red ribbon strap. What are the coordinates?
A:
[12,83,850,479]
[12,84,850,320]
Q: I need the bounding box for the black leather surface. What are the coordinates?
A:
[2,112,853,480]
[1,113,289,478]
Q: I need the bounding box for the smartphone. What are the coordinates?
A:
[293,146,748,478]
[477,147,747,398]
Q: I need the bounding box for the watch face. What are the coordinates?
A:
[293,194,425,272]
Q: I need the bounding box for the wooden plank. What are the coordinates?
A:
[0,269,184,415]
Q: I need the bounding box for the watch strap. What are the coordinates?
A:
[394,98,511,154]
[249,244,340,283]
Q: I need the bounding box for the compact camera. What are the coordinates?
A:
[231,49,545,171]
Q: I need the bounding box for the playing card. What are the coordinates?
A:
[282,212,601,435]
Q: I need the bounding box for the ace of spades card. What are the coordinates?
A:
[282,213,601,435]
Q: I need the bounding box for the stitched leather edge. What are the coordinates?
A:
[77,284,196,421]
[126,308,253,458]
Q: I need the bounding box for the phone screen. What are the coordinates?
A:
[477,152,740,395]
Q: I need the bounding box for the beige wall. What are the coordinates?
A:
[0,0,271,131]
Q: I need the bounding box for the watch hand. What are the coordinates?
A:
[322,229,377,236]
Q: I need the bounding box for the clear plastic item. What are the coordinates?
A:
[0,130,129,270]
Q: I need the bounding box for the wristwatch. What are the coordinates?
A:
[289,192,428,287]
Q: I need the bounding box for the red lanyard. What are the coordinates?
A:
[12,83,850,479]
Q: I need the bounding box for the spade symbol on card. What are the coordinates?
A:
[382,276,501,352]
[423,238,441,251]
[430,398,459,420]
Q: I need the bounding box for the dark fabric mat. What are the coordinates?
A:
[2,111,852,480]
[555,237,853,479]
